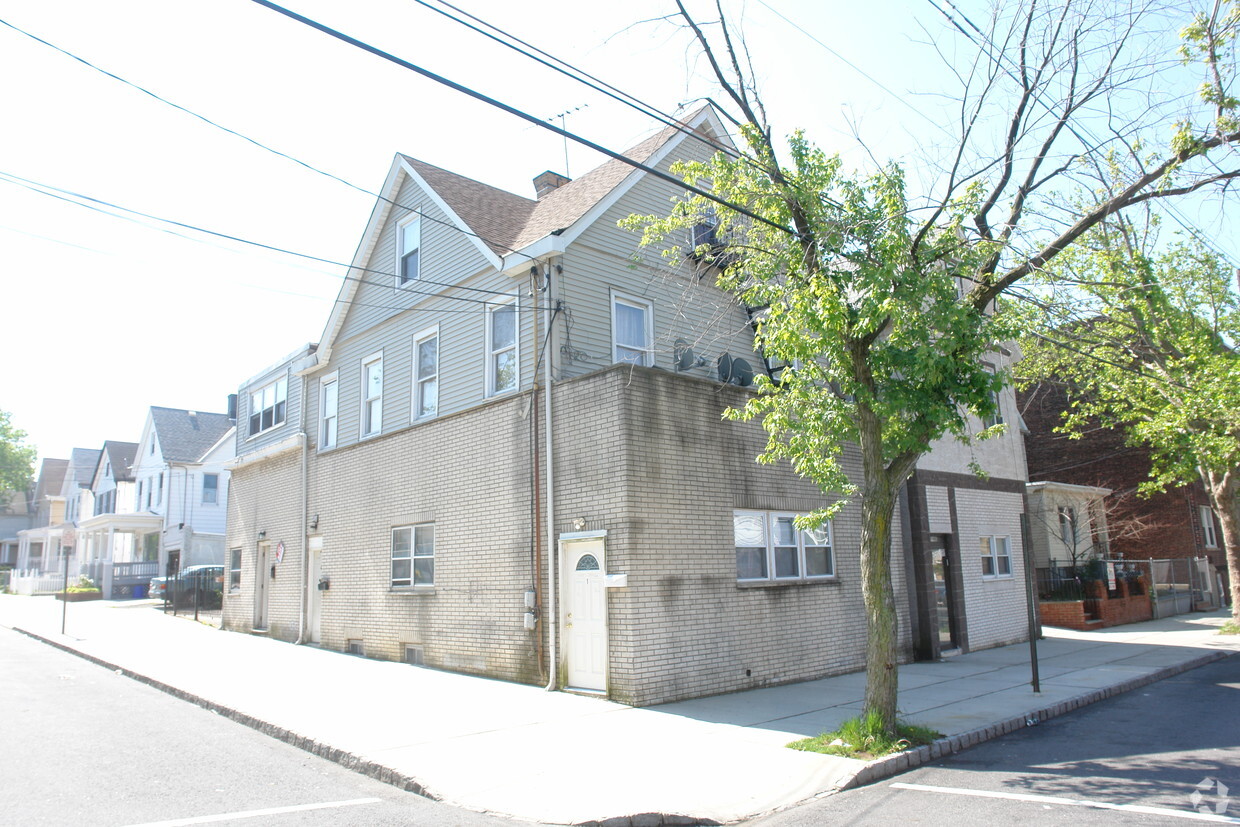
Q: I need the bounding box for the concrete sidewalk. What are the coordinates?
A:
[2,595,1236,826]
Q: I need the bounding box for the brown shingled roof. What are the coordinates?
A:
[401,117,686,257]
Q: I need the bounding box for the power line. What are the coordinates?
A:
[0,14,548,270]
[407,0,749,163]
[0,168,556,313]
[248,0,794,237]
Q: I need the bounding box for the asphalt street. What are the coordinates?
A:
[752,654,1240,825]
[0,627,516,826]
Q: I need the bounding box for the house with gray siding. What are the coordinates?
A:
[224,107,1032,706]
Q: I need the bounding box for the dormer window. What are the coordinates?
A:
[399,216,421,285]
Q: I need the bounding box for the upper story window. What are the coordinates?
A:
[1058,506,1077,550]
[399,216,421,285]
[362,353,383,437]
[981,535,1013,578]
[320,374,338,450]
[612,292,653,367]
[203,474,219,505]
[734,510,834,583]
[488,300,518,395]
[1200,505,1218,548]
[249,377,288,436]
[981,367,1004,429]
[413,328,439,419]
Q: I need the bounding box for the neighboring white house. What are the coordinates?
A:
[15,458,69,574]
[78,440,151,597]
[222,106,1036,706]
[129,406,236,580]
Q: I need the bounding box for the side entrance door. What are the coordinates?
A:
[307,536,323,644]
[564,539,607,692]
[254,542,271,630]
[929,535,960,652]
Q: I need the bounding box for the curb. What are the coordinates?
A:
[9,624,719,827]
[837,648,1236,791]
[10,622,1232,826]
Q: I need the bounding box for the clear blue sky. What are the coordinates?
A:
[0,0,1231,466]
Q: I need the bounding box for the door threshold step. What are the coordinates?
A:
[563,686,607,697]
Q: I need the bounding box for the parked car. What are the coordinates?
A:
[149,576,169,602]
[168,565,225,609]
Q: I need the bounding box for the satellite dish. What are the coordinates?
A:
[673,338,697,372]
[716,352,734,384]
[731,357,754,387]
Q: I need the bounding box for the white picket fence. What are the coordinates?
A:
[7,569,74,595]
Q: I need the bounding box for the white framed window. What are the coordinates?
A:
[612,292,654,367]
[981,536,1013,578]
[391,523,434,587]
[1058,506,1077,550]
[157,472,164,507]
[361,353,383,437]
[413,327,439,419]
[398,215,421,285]
[319,373,339,449]
[229,547,242,592]
[981,367,1004,429]
[1200,505,1218,548]
[202,474,219,505]
[249,376,288,436]
[734,510,834,582]
[487,298,519,395]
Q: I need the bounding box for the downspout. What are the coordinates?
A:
[530,278,544,679]
[543,262,558,691]
[295,373,309,645]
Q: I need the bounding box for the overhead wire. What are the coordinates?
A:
[0,168,556,314]
[0,14,544,272]
[247,0,795,237]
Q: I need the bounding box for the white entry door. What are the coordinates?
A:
[307,536,323,644]
[565,540,607,691]
[254,542,270,630]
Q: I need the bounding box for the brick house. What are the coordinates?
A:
[1019,381,1230,602]
[223,108,1033,705]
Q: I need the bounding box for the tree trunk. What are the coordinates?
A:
[859,474,900,734]
[1203,467,1240,623]
[855,392,902,736]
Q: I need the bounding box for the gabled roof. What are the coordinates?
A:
[68,448,101,489]
[149,407,235,463]
[97,441,139,483]
[33,458,69,503]
[318,106,728,363]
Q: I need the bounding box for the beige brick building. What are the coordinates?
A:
[224,107,1029,706]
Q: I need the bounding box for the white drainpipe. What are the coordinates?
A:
[543,264,558,691]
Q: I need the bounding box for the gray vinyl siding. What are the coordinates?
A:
[555,141,759,384]
[335,174,499,344]
[236,365,302,456]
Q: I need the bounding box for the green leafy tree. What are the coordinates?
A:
[1015,218,1240,622]
[0,410,36,503]
[626,0,1240,735]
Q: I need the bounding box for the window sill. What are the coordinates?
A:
[981,574,1015,582]
[737,577,840,589]
[390,585,435,595]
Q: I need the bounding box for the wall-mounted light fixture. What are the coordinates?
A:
[572,517,587,531]
[310,514,319,530]
[257,530,267,540]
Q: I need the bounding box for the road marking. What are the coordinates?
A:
[890,783,1240,824]
[122,797,383,826]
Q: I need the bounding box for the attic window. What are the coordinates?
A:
[249,377,288,436]
[399,216,421,285]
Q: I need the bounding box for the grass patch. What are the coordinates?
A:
[788,711,941,760]
[1218,620,1240,635]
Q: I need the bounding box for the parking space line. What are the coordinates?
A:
[122,797,383,826]
[890,783,1240,824]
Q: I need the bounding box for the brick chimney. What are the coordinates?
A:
[533,170,571,199]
